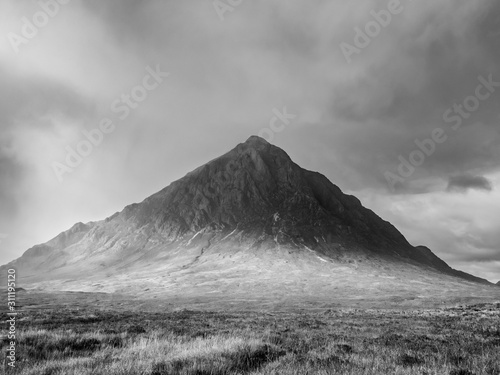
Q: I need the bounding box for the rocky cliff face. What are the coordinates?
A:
[0,136,491,291]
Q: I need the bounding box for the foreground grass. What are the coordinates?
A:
[1,303,500,374]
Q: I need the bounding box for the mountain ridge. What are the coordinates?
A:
[0,136,494,300]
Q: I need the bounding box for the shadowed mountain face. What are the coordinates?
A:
[1,136,495,306]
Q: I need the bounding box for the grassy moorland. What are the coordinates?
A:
[1,298,500,375]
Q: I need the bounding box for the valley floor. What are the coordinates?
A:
[1,292,500,374]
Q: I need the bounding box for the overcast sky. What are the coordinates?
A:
[1,0,499,283]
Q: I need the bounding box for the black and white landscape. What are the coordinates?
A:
[1,1,500,374]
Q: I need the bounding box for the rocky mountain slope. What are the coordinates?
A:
[1,136,496,306]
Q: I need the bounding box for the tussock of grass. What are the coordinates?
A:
[151,341,284,375]
[11,329,125,364]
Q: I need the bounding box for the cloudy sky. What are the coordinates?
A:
[1,0,499,283]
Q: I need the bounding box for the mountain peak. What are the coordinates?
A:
[244,135,270,145]
[236,135,272,154]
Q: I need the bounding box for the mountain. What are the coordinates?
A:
[1,136,496,307]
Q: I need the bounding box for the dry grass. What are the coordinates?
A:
[1,303,500,374]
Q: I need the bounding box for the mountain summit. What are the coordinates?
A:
[1,136,495,307]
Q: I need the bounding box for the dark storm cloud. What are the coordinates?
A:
[0,66,94,129]
[447,174,493,192]
[0,64,94,195]
[80,0,187,50]
[321,0,500,192]
[0,68,90,165]
[0,62,95,259]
